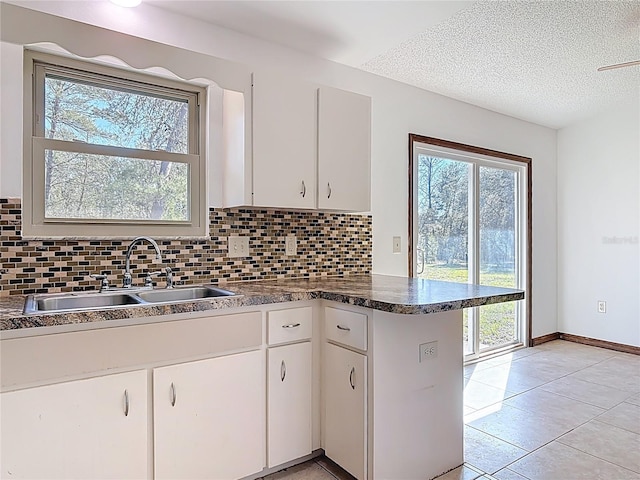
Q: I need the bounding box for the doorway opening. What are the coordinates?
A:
[409,135,532,361]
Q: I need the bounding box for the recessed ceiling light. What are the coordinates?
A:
[110,0,142,7]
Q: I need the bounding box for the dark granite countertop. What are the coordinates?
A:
[0,275,524,332]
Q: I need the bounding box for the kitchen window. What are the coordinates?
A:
[23,50,207,238]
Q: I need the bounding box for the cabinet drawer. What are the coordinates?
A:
[268,307,313,345]
[324,307,367,351]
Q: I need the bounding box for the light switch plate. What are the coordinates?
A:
[285,235,297,256]
[393,236,401,254]
[228,236,250,258]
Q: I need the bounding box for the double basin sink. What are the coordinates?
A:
[24,286,239,315]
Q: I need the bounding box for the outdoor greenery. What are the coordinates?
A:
[421,264,517,350]
[43,74,190,221]
[417,154,518,351]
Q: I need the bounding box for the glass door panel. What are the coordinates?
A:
[478,166,518,351]
[415,155,473,353]
[415,150,525,360]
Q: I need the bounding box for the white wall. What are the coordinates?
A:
[558,100,640,347]
[0,3,559,338]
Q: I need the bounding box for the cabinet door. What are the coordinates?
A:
[252,72,317,209]
[268,342,312,468]
[1,370,148,480]
[324,343,367,480]
[318,86,371,212]
[153,350,264,480]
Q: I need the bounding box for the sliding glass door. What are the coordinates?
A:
[411,136,530,360]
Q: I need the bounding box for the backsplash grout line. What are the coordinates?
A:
[0,198,372,296]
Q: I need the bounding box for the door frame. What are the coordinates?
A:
[408,134,533,347]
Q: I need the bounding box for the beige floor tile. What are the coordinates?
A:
[467,404,573,451]
[597,401,640,434]
[466,364,551,395]
[434,464,484,480]
[626,393,640,407]
[520,348,614,370]
[492,468,530,480]
[558,420,640,473]
[508,354,585,381]
[508,441,640,480]
[465,349,538,376]
[540,375,631,409]
[570,358,640,393]
[504,388,605,427]
[263,462,338,480]
[464,378,517,410]
[464,425,527,474]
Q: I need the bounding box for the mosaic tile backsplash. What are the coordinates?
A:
[0,199,372,296]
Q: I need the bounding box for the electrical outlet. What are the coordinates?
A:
[419,341,438,362]
[285,235,297,256]
[598,301,606,314]
[228,236,249,258]
[393,236,401,254]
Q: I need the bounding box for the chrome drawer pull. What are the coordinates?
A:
[300,180,306,198]
[282,323,301,329]
[349,367,356,390]
[170,382,176,407]
[336,324,351,331]
[123,389,130,417]
[281,360,286,382]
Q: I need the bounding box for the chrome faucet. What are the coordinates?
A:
[123,236,162,288]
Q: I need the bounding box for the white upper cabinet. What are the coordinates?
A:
[252,71,317,209]
[227,71,371,211]
[318,86,371,212]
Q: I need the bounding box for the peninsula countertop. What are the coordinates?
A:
[0,274,524,332]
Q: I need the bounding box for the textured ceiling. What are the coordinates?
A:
[362,1,640,129]
[147,0,640,129]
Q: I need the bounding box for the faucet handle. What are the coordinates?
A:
[144,270,164,288]
[90,273,110,292]
[165,267,174,289]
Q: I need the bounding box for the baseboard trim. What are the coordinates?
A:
[559,333,640,355]
[531,332,560,346]
[531,332,639,355]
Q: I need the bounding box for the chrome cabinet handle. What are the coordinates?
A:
[336,324,351,331]
[282,323,301,329]
[280,360,286,382]
[170,382,176,407]
[349,367,356,390]
[123,389,130,417]
[300,180,306,198]
[327,182,332,199]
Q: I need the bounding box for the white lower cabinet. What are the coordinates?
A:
[0,370,148,480]
[267,341,312,467]
[153,350,264,480]
[324,342,367,480]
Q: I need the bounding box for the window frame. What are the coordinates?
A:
[23,50,208,239]
[408,134,533,348]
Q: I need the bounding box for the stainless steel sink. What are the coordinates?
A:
[24,292,142,314]
[23,285,239,314]
[133,286,238,303]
